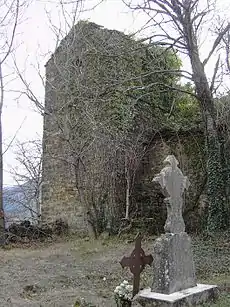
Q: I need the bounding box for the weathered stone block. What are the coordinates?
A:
[152,232,196,294]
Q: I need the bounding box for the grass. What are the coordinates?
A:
[199,293,230,307]
[189,233,230,306]
[198,274,230,307]
[72,233,230,306]
[1,232,229,306]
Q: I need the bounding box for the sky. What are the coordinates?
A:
[2,0,230,186]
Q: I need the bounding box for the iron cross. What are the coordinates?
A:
[120,235,153,297]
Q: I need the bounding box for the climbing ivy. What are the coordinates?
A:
[206,135,228,232]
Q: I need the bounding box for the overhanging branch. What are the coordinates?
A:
[126,82,198,99]
[210,55,220,94]
[203,23,230,66]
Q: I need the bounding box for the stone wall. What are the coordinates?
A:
[41,21,207,234]
[132,129,206,233]
[41,21,148,232]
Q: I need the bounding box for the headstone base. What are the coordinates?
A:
[152,232,196,294]
[135,284,218,307]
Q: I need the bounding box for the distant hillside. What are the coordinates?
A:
[3,184,38,228]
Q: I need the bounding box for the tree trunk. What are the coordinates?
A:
[125,155,130,220]
[184,26,228,232]
[0,63,5,244]
[0,117,5,243]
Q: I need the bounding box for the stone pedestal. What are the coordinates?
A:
[135,284,219,307]
[134,232,219,307]
[152,232,196,294]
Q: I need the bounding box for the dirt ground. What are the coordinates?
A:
[0,235,229,307]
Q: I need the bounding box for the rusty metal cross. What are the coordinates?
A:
[120,235,153,298]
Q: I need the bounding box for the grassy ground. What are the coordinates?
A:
[193,233,230,307]
[0,233,229,306]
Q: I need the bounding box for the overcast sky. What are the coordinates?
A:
[2,0,230,186]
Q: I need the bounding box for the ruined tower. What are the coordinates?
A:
[42,21,206,234]
[41,21,150,232]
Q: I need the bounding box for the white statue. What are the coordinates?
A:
[153,155,190,233]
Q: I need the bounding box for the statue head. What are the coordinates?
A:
[163,155,179,168]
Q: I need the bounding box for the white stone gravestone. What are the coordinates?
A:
[135,155,218,307]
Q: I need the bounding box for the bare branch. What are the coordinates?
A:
[210,55,220,94]
[223,30,230,74]
[126,81,198,99]
[203,23,230,66]
[12,54,45,114]
[0,63,3,111]
[2,117,27,155]
[0,0,20,65]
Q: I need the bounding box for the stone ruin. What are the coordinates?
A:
[41,21,208,235]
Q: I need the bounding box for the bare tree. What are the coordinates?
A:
[8,139,42,224]
[123,0,230,232]
[223,28,230,76]
[0,0,23,244]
